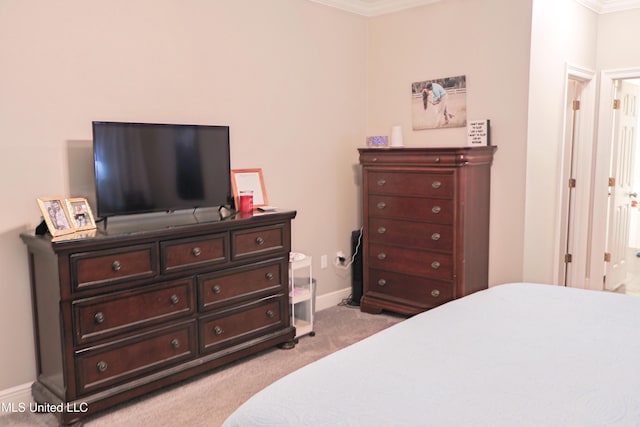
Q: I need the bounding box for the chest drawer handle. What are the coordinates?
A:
[431,289,441,297]
[377,179,386,186]
[96,361,108,373]
[256,237,265,245]
[111,260,121,272]
[377,278,387,286]
[431,232,441,241]
[377,252,386,260]
[377,202,386,209]
[431,261,441,269]
[192,247,202,257]
[212,285,221,294]
[265,272,274,281]
[432,181,442,189]
[266,310,275,318]
[377,226,386,234]
[171,339,180,349]
[432,206,442,214]
[214,326,223,336]
[170,294,180,305]
[94,312,105,324]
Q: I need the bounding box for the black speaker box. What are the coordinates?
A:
[349,229,363,306]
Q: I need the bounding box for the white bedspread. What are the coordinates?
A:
[222,283,640,426]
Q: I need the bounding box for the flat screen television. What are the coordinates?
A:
[92,121,232,219]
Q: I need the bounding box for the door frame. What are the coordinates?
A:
[555,63,596,288]
[590,67,640,291]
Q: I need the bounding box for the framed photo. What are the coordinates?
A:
[411,75,467,130]
[66,197,96,231]
[231,168,269,208]
[37,197,75,237]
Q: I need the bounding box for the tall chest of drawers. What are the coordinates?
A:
[359,147,496,315]
[20,210,296,425]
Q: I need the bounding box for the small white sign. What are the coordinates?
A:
[467,120,490,146]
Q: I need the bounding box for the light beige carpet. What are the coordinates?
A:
[2,305,403,427]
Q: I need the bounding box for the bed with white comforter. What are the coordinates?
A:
[222,283,640,426]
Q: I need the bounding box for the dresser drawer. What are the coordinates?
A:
[71,244,157,291]
[369,244,453,280]
[161,233,227,273]
[369,218,453,252]
[367,171,454,198]
[198,259,286,311]
[199,295,286,354]
[73,279,195,345]
[75,321,196,395]
[368,195,454,223]
[232,224,287,260]
[367,268,454,308]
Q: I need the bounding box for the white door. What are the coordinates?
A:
[605,80,639,291]
[560,78,583,286]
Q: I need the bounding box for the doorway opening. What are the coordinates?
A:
[590,69,640,295]
[604,78,640,295]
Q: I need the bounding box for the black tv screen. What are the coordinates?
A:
[92,121,231,218]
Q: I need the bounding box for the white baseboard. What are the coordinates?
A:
[316,287,351,311]
[0,382,32,414]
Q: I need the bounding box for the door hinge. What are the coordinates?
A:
[613,99,621,110]
[604,252,612,262]
[609,177,616,187]
[568,178,576,188]
[565,253,573,263]
[573,100,581,111]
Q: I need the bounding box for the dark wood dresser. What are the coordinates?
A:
[20,210,296,425]
[359,147,496,315]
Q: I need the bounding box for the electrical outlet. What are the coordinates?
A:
[335,251,346,266]
[321,255,328,269]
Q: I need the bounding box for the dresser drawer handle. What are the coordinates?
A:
[170,294,180,305]
[432,206,442,214]
[94,312,105,324]
[435,157,441,163]
[192,247,202,257]
[171,338,180,349]
[431,232,441,241]
[431,261,441,269]
[212,285,221,294]
[111,260,121,272]
[255,237,265,245]
[377,278,387,286]
[265,272,274,281]
[377,226,386,234]
[431,289,440,297]
[214,326,223,336]
[377,202,386,209]
[377,252,386,260]
[432,181,442,189]
[377,179,386,186]
[96,361,108,373]
[266,310,275,318]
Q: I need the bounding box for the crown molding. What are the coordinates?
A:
[564,0,640,13]
[311,0,640,16]
[307,0,440,16]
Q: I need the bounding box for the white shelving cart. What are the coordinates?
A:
[289,252,315,340]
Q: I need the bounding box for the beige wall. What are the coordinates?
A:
[0,0,366,391]
[366,0,533,285]
[596,8,640,69]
